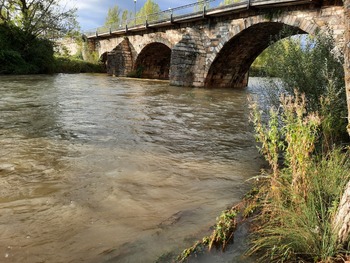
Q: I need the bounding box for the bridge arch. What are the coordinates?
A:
[135,42,172,79]
[204,16,318,88]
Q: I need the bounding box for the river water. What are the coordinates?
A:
[0,74,263,263]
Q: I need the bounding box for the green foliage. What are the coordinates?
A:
[121,10,129,25]
[0,50,29,74]
[0,22,103,75]
[0,0,78,38]
[195,0,210,12]
[104,6,121,28]
[248,92,350,262]
[177,206,239,262]
[220,0,239,4]
[53,56,104,73]
[280,93,320,198]
[253,32,347,148]
[0,23,55,74]
[250,102,281,179]
[263,34,344,109]
[136,0,161,23]
[127,66,144,78]
[139,0,161,15]
[25,37,55,73]
[208,207,238,251]
[177,238,209,263]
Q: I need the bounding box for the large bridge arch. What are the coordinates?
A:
[135,42,172,79]
[204,15,319,88]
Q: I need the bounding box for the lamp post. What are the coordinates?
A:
[134,0,137,26]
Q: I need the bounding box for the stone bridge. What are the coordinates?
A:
[85,0,344,88]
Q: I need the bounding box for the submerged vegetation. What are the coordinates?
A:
[177,206,240,262]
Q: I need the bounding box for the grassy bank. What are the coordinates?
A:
[53,56,105,74]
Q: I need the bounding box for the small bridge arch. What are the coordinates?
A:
[135,41,172,79]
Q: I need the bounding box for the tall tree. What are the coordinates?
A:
[104,5,121,28]
[136,0,160,23]
[0,0,77,38]
[344,0,350,132]
[220,0,237,4]
[121,10,129,26]
[195,0,210,12]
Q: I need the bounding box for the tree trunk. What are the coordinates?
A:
[344,0,350,134]
[333,181,350,245]
[335,0,350,246]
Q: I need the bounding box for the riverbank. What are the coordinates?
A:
[175,90,350,263]
[53,56,104,74]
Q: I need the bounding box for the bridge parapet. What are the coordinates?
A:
[84,0,322,39]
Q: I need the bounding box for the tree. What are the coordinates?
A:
[0,0,77,38]
[260,33,347,147]
[195,0,210,12]
[344,0,350,133]
[136,0,160,23]
[104,5,121,28]
[333,0,350,247]
[219,0,237,5]
[121,10,129,26]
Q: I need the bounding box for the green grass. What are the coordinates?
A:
[53,56,105,73]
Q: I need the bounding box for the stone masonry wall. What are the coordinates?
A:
[106,39,134,76]
[87,4,345,88]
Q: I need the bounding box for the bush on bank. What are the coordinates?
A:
[0,23,103,75]
[246,31,350,262]
[249,92,350,262]
[53,56,105,73]
[176,31,350,262]
[255,32,348,149]
[0,23,55,74]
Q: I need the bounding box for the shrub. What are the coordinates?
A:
[0,23,56,74]
[53,56,104,73]
[253,31,347,148]
[248,92,350,262]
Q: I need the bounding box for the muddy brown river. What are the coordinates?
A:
[0,74,263,262]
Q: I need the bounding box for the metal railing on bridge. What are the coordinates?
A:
[84,0,216,37]
[83,0,315,38]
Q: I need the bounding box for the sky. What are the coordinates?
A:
[68,0,193,32]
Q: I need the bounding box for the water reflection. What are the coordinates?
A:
[0,74,263,263]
